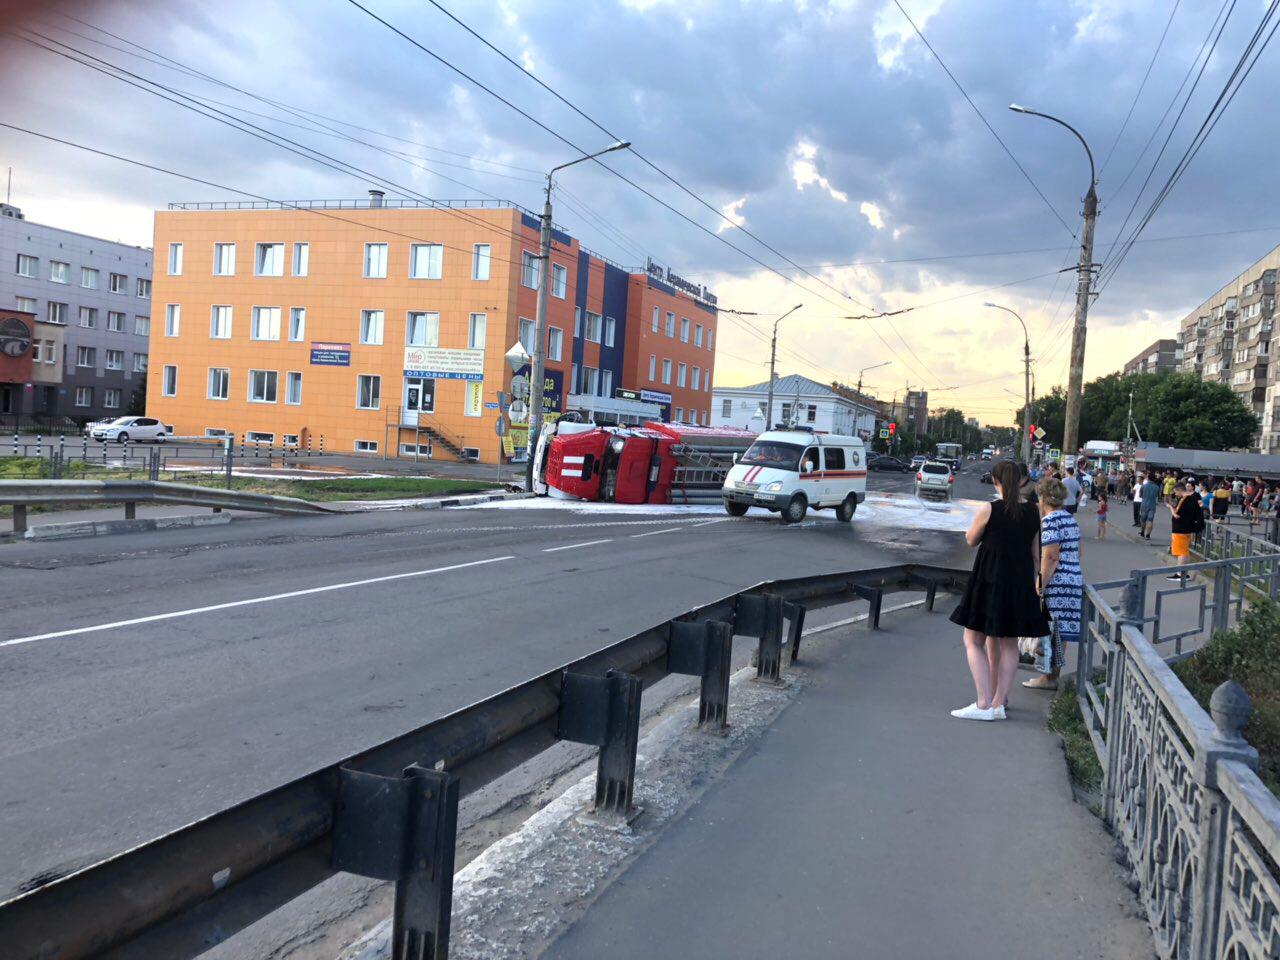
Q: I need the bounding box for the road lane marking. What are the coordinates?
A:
[630,526,686,538]
[0,555,515,649]
[689,518,728,528]
[542,539,612,553]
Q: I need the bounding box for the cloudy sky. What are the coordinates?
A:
[3,0,1278,425]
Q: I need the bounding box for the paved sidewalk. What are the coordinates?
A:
[546,533,1169,959]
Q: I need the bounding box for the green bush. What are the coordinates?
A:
[1046,680,1103,794]
[1173,599,1280,794]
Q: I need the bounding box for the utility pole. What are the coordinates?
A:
[856,360,890,440]
[762,304,803,430]
[984,302,1032,463]
[1009,104,1097,463]
[525,140,630,489]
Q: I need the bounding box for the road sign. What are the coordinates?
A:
[504,341,530,373]
[1034,426,1047,441]
[495,416,508,437]
[496,390,510,413]
[1034,440,1046,449]
[509,375,530,401]
[509,399,529,424]
[878,428,890,439]
[1048,447,1061,461]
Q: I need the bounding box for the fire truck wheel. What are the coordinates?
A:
[724,500,749,517]
[783,493,808,524]
[836,495,857,522]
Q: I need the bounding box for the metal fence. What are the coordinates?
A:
[1075,527,1280,958]
[0,563,966,960]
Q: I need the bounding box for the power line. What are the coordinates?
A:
[1098,0,1182,177]
[889,0,1076,239]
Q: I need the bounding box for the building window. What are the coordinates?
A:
[604,316,616,347]
[354,439,379,453]
[721,398,732,418]
[289,307,305,341]
[409,243,443,280]
[47,301,68,325]
[582,366,599,395]
[468,313,486,349]
[213,243,236,276]
[675,407,683,422]
[665,311,675,337]
[134,316,150,337]
[79,306,97,328]
[251,306,281,341]
[107,311,125,333]
[521,251,539,289]
[584,311,602,343]
[81,266,98,289]
[109,273,128,294]
[601,369,613,398]
[167,242,183,275]
[16,296,36,313]
[548,326,563,361]
[16,253,37,277]
[105,349,124,370]
[292,242,309,277]
[363,243,388,279]
[472,243,491,281]
[210,305,232,339]
[207,367,230,400]
[680,317,690,343]
[286,370,303,405]
[74,386,92,408]
[707,329,713,351]
[104,388,121,409]
[246,432,275,444]
[574,307,581,338]
[136,277,151,298]
[248,369,278,403]
[570,362,579,393]
[649,354,656,381]
[651,306,659,333]
[133,353,148,373]
[360,309,384,345]
[519,317,535,353]
[357,374,381,410]
[781,402,792,422]
[406,311,439,347]
[695,324,704,347]
[662,358,672,384]
[31,340,41,363]
[43,340,55,365]
[807,405,816,423]
[164,304,179,337]
[551,263,567,299]
[677,363,688,388]
[50,260,69,284]
[692,366,701,390]
[255,242,285,277]
[162,365,178,397]
[283,434,300,447]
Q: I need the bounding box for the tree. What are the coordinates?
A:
[1014,387,1067,450]
[128,376,147,416]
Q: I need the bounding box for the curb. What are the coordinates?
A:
[23,512,232,542]
[415,491,532,511]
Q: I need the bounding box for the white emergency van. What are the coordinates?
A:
[721,429,867,523]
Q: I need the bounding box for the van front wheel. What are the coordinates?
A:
[724,500,749,517]
[836,495,857,523]
[782,493,808,524]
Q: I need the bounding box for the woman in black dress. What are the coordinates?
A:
[949,459,1050,721]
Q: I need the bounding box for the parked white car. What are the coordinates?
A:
[914,460,954,501]
[89,416,169,444]
[721,429,867,523]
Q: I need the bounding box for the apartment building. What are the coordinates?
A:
[1122,338,1182,376]
[0,203,153,422]
[1176,244,1280,451]
[147,196,717,463]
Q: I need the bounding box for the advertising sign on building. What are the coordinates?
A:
[615,387,641,402]
[513,365,564,414]
[404,347,484,381]
[310,342,351,366]
[640,389,672,405]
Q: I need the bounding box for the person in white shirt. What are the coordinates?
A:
[1062,467,1082,515]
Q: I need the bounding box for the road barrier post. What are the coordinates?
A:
[557,669,643,816]
[124,501,136,521]
[784,600,807,663]
[852,584,884,630]
[12,503,26,535]
[225,437,234,489]
[667,619,734,729]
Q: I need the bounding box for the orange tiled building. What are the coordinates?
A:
[147,197,718,463]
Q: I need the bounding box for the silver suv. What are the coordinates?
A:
[914,460,954,501]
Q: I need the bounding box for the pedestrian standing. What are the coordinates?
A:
[1024,476,1082,690]
[1212,481,1231,522]
[1095,490,1108,540]
[1167,479,1204,581]
[1233,476,1245,513]
[1062,467,1082,515]
[1139,472,1160,539]
[949,459,1050,722]
[1162,470,1177,505]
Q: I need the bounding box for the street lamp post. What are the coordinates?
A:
[526,139,631,489]
[856,360,890,437]
[763,304,804,430]
[1010,104,1097,463]
[983,302,1033,463]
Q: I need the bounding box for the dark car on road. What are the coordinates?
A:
[869,455,912,472]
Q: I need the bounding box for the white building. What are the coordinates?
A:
[711,374,879,437]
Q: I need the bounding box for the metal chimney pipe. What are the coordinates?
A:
[368,189,385,208]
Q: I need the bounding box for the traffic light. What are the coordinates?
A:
[1028,423,1037,439]
[888,422,897,436]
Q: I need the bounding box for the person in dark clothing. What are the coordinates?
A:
[1167,479,1205,582]
[949,459,1050,722]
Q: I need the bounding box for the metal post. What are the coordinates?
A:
[320,435,325,455]
[1062,189,1097,460]
[668,619,734,729]
[12,503,27,536]
[225,436,233,489]
[754,594,785,683]
[557,669,643,816]
[525,175,554,491]
[124,501,136,521]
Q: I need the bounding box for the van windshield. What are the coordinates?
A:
[740,440,805,471]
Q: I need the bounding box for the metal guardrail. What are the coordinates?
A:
[1076,530,1280,958]
[0,562,967,960]
[0,479,338,534]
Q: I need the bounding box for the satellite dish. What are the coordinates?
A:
[505,341,531,373]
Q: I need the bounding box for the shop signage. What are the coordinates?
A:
[513,364,564,414]
[645,258,717,307]
[310,342,351,366]
[403,347,484,381]
[640,388,672,405]
[614,387,641,401]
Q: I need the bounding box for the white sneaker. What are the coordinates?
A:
[950,702,997,721]
[992,705,1007,720]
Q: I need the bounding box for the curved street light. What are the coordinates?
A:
[763,304,804,429]
[984,301,1033,462]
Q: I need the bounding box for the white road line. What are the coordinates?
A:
[0,555,515,649]
[689,518,729,528]
[542,538,613,553]
[630,526,686,538]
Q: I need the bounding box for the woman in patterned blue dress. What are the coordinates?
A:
[1026,476,1082,690]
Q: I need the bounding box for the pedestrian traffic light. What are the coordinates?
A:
[1028,423,1037,438]
[888,422,896,436]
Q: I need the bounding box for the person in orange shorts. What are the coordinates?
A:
[1166,479,1205,582]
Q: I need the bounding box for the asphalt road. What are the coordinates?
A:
[0,467,988,897]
